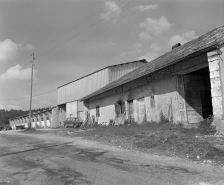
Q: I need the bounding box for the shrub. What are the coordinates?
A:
[159,112,169,125]
[197,116,216,135]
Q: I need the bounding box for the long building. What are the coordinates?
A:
[9,108,58,129]
[9,60,147,129]
[56,60,147,126]
[80,25,224,133]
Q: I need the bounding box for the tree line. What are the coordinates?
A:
[0,107,52,125]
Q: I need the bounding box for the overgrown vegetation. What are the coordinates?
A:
[23,120,224,165]
[197,116,216,135]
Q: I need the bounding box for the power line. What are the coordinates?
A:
[36,0,135,59]
[1,1,138,103]
[0,89,57,102]
[45,7,141,60]
[17,2,116,68]
[43,1,116,49]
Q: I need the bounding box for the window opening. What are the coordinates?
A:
[151,95,155,108]
[96,105,100,117]
[115,101,125,115]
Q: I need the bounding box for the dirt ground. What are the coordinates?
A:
[22,123,224,166]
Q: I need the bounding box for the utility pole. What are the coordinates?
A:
[28,53,35,128]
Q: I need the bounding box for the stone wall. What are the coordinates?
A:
[207,48,224,133]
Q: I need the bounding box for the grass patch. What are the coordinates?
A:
[22,121,224,165]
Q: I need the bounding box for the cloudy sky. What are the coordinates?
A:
[0,0,223,110]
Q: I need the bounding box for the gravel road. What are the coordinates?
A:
[0,131,224,185]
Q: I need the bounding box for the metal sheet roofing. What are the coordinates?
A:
[80,24,224,101]
[58,59,147,88]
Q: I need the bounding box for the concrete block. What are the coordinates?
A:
[209,60,220,72]
[212,119,224,134]
[211,86,222,97]
[207,50,219,57]
[208,55,219,63]
[209,71,220,78]
[212,97,223,117]
[210,77,221,88]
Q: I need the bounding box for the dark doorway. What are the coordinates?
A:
[184,67,212,123]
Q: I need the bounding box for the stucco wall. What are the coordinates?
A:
[83,53,213,126]
[57,105,66,127]
[85,74,179,125]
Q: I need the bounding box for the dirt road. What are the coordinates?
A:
[0,131,224,185]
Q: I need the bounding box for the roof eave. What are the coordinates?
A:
[79,44,219,101]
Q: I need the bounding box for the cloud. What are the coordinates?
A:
[0,97,52,111]
[0,65,37,83]
[138,43,161,62]
[104,40,116,47]
[139,16,173,40]
[101,1,121,21]
[168,31,198,48]
[135,4,159,11]
[120,43,142,57]
[23,43,35,50]
[0,39,34,62]
[31,97,52,110]
[139,32,152,40]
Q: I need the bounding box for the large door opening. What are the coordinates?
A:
[184,67,213,123]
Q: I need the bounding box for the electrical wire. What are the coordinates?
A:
[0,89,57,102]
[43,1,117,49]
[36,0,135,59]
[1,1,138,103]
[45,8,141,60]
[17,1,119,68]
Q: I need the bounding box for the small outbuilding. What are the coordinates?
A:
[80,25,224,133]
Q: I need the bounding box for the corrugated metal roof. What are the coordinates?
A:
[58,59,147,88]
[80,24,224,101]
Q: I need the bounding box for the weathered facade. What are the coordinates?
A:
[57,60,147,126]
[9,107,58,129]
[80,25,224,133]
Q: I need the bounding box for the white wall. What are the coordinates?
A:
[85,75,180,125]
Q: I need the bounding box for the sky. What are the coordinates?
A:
[0,0,223,111]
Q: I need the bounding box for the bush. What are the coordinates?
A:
[159,112,169,125]
[197,116,216,135]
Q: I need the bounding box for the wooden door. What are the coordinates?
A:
[184,75,204,123]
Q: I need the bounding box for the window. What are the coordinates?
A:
[96,105,100,117]
[115,101,125,115]
[150,95,155,108]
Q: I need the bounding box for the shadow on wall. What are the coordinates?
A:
[183,67,213,122]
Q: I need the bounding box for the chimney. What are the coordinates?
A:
[172,43,181,50]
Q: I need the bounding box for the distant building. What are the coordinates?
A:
[9,108,57,129]
[80,25,224,133]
